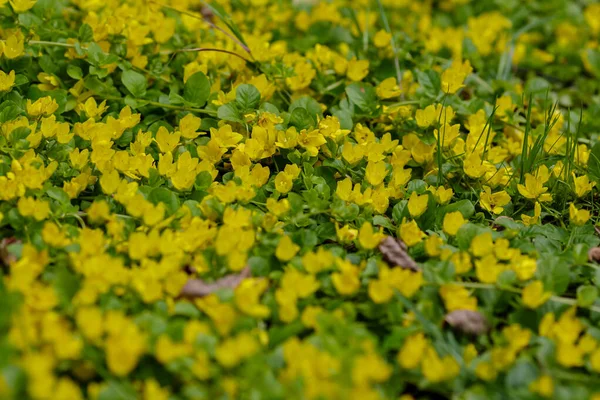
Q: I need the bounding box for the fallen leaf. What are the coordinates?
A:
[0,238,19,267]
[180,266,251,298]
[378,236,420,271]
[444,309,489,335]
[588,247,600,263]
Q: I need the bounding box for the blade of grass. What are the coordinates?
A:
[375,0,403,96]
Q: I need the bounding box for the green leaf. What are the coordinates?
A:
[148,187,180,215]
[121,70,147,98]
[9,127,30,144]
[52,265,81,308]
[333,109,353,130]
[86,42,106,65]
[437,199,475,226]
[67,65,83,80]
[78,23,94,43]
[0,102,22,123]
[235,84,261,110]
[46,187,70,205]
[456,223,486,250]
[173,301,201,318]
[217,103,243,123]
[345,82,377,113]
[585,49,600,77]
[577,285,598,307]
[184,71,210,107]
[588,142,600,184]
[416,69,441,96]
[289,107,313,130]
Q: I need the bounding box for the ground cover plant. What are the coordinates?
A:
[2,0,600,398]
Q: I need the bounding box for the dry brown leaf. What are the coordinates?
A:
[180,266,251,298]
[444,309,489,335]
[0,238,19,267]
[589,247,600,263]
[378,236,420,271]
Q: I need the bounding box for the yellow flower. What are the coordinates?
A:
[368,279,393,304]
[512,255,537,281]
[521,202,541,226]
[373,29,392,48]
[463,152,487,178]
[407,191,428,218]
[475,361,497,381]
[424,235,443,256]
[439,284,477,311]
[10,0,37,12]
[336,223,358,243]
[517,165,552,202]
[503,324,531,351]
[143,380,170,400]
[352,351,392,386]
[0,70,15,92]
[399,219,426,246]
[529,375,553,398]
[415,104,437,128]
[100,169,120,195]
[397,333,428,369]
[42,222,70,247]
[429,185,453,204]
[421,347,460,382]
[235,278,270,319]
[441,59,472,94]
[556,340,584,367]
[4,32,24,59]
[332,259,361,295]
[572,173,594,197]
[470,232,494,257]
[464,344,478,364]
[443,211,466,236]
[365,160,387,186]
[26,96,59,116]
[358,222,385,249]
[376,77,401,99]
[522,280,551,309]
[451,251,472,274]
[569,203,591,226]
[17,197,50,221]
[347,58,369,81]
[479,186,510,214]
[178,114,202,139]
[155,126,180,153]
[77,97,107,119]
[275,235,300,261]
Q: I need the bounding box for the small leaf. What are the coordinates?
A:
[184,71,210,107]
[235,84,261,110]
[67,65,83,80]
[217,102,243,123]
[121,69,147,98]
[289,107,313,130]
[444,309,489,335]
[345,82,377,113]
[46,187,70,205]
[147,187,180,215]
[577,285,598,307]
[78,23,94,43]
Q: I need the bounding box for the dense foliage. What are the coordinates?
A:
[1,0,600,398]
